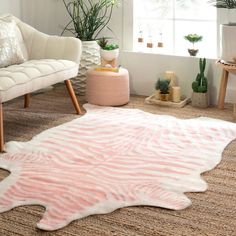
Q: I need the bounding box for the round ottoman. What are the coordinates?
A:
[86,68,130,106]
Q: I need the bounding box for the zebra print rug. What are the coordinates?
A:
[0,104,235,231]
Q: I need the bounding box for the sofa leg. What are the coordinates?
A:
[24,94,30,108]
[65,80,82,115]
[0,103,4,152]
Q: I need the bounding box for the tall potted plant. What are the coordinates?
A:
[62,0,118,94]
[209,0,236,63]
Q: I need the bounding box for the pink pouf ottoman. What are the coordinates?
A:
[86,68,130,106]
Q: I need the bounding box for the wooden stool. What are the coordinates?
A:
[217,60,236,119]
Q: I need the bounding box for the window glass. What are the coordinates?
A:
[133,0,217,57]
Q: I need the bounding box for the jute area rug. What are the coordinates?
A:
[0,85,235,236]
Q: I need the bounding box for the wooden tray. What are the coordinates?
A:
[145,94,190,108]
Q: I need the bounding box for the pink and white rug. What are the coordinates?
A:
[0,104,236,231]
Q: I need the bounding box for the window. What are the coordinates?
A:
[133,0,217,57]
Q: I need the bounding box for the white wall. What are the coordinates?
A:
[0,0,21,17]
[20,0,69,36]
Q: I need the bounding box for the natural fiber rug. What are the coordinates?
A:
[0,103,235,231]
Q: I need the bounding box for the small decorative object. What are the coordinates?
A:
[138,30,144,43]
[98,37,119,68]
[147,35,153,48]
[165,71,175,82]
[154,89,160,100]
[62,0,118,94]
[157,33,164,47]
[145,95,190,108]
[164,71,176,100]
[172,86,181,103]
[191,58,209,108]
[155,78,170,101]
[184,33,203,56]
[209,0,236,62]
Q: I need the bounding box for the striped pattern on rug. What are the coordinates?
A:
[0,104,235,231]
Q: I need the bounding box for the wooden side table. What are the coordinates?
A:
[217,61,236,118]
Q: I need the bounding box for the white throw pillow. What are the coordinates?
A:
[0,17,25,68]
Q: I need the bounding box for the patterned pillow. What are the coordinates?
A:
[0,17,25,68]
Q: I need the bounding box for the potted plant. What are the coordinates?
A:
[184,34,203,56]
[155,78,170,101]
[98,37,119,63]
[209,0,236,62]
[191,58,209,108]
[209,0,236,24]
[62,0,118,94]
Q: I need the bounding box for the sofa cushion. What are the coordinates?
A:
[0,59,77,91]
[0,16,25,68]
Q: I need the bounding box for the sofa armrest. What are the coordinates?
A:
[17,20,82,64]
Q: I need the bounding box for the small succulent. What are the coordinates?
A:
[184,34,203,48]
[103,44,119,50]
[97,37,119,50]
[192,58,208,93]
[97,37,108,48]
[155,78,170,94]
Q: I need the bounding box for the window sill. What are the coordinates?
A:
[122,49,218,60]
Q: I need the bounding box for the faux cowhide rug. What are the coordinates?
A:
[0,104,235,231]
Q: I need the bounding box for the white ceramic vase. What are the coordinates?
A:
[220,24,236,63]
[228,9,236,25]
[100,48,119,62]
[72,41,100,95]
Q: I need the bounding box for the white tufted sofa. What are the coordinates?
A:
[0,14,83,152]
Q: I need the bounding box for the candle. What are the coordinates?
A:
[172,86,181,103]
[165,71,175,82]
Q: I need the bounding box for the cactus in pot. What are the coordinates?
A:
[192,58,208,93]
[155,78,170,101]
[191,58,209,108]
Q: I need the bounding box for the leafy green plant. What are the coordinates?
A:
[192,58,208,93]
[98,37,119,50]
[155,79,170,94]
[184,34,203,49]
[62,0,118,41]
[208,0,236,8]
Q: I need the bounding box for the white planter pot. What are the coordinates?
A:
[72,41,100,95]
[100,48,119,61]
[228,9,236,25]
[220,24,236,63]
